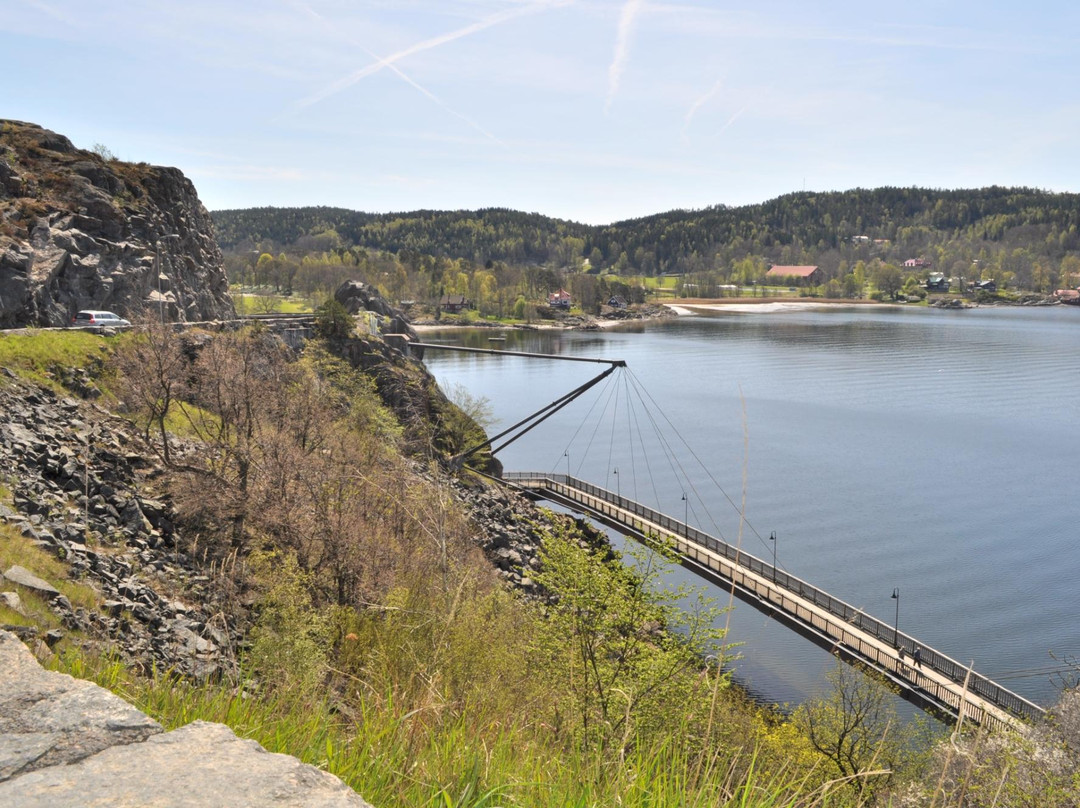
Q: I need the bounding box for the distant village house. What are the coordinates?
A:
[925,272,949,292]
[439,294,471,313]
[904,258,931,268]
[548,289,572,309]
[765,265,822,285]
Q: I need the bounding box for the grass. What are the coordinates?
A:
[232,288,314,315]
[55,653,859,808]
[0,330,112,389]
[0,522,101,615]
[161,400,221,441]
[0,523,101,660]
[634,274,680,290]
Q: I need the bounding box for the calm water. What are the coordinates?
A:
[421,306,1080,708]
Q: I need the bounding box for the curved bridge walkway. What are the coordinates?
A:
[504,472,1045,732]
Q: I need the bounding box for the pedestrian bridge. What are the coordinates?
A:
[503,471,1046,732]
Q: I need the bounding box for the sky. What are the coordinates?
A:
[4,0,1080,224]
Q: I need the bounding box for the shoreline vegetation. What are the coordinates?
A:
[411,293,1066,333]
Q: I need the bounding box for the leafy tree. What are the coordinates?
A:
[254,294,280,314]
[532,522,729,753]
[313,298,353,341]
[245,550,331,695]
[796,661,919,798]
[90,142,116,161]
[872,263,904,300]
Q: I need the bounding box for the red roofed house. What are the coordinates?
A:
[548,289,573,310]
[1054,288,1080,306]
[765,265,822,285]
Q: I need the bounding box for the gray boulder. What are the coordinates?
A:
[2,566,59,599]
[0,720,373,807]
[0,630,161,781]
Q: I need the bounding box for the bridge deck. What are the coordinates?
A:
[504,472,1045,731]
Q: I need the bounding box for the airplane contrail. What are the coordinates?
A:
[290,1,505,145]
[296,0,571,110]
[717,104,747,136]
[605,0,645,114]
[682,77,724,136]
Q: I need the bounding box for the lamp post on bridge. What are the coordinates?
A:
[769,531,777,582]
[891,587,900,647]
[613,467,619,498]
[564,450,570,480]
[681,492,687,529]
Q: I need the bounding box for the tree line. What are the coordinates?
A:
[212,186,1080,295]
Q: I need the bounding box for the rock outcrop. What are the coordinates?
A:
[335,279,418,342]
[0,631,373,806]
[0,120,234,327]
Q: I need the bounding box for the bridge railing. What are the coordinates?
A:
[505,472,1045,724]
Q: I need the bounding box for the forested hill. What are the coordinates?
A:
[211,186,1080,279]
[211,206,592,266]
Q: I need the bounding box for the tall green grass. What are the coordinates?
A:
[57,649,875,808]
[0,330,113,388]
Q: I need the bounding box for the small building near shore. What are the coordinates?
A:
[925,272,949,292]
[548,289,572,309]
[439,294,470,313]
[765,265,822,286]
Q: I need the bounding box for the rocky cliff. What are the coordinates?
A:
[0,121,234,327]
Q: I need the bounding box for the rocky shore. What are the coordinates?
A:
[410,301,677,331]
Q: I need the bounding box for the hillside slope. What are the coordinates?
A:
[211,187,1080,284]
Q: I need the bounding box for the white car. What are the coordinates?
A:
[71,310,131,328]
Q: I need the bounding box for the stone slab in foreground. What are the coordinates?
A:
[0,631,373,806]
[0,721,370,807]
[0,630,161,781]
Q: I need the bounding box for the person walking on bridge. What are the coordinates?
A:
[913,646,922,668]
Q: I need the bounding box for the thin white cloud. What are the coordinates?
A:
[605,0,645,113]
[16,0,74,25]
[189,164,309,182]
[717,104,747,137]
[295,0,570,110]
[288,1,505,146]
[381,60,507,147]
[682,77,723,137]
[647,3,1055,56]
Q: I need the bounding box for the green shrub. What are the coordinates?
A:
[313,299,353,340]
